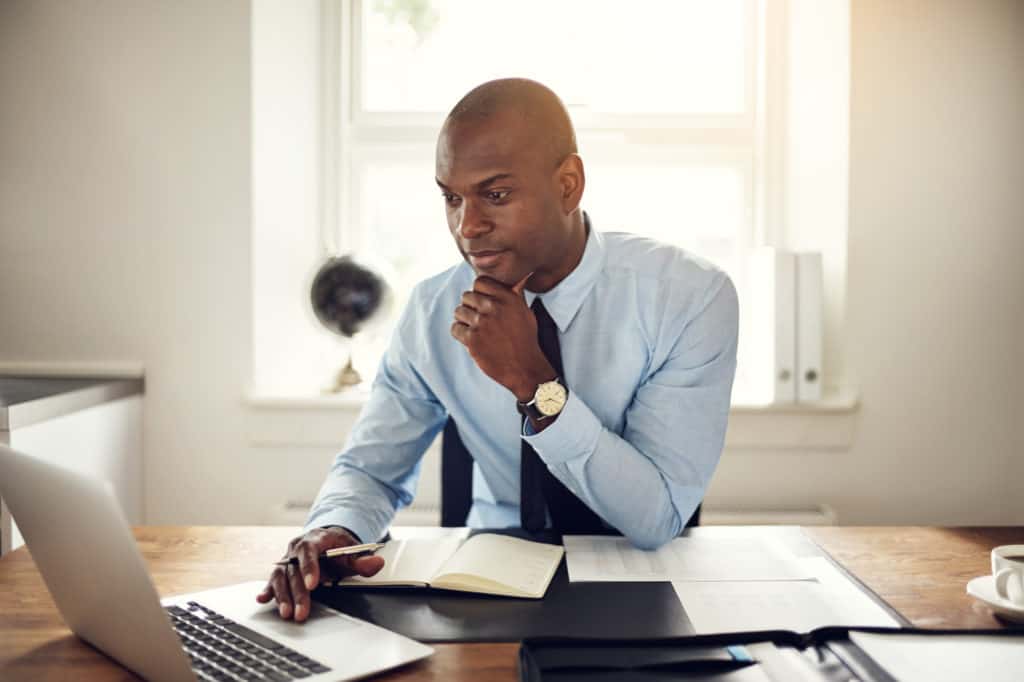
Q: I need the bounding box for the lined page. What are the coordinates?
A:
[433,535,564,598]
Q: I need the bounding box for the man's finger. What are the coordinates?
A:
[351,555,386,577]
[287,563,311,622]
[454,304,480,327]
[511,270,534,296]
[269,568,292,619]
[297,542,320,591]
[451,321,470,344]
[461,291,495,313]
[256,582,273,603]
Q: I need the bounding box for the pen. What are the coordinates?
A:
[273,542,385,566]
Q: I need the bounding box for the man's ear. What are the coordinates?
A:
[557,153,585,215]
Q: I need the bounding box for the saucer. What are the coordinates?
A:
[966,575,1024,623]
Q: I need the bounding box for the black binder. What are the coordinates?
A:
[518,627,1024,682]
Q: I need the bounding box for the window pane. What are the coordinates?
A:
[583,162,748,279]
[361,0,748,115]
[356,157,748,292]
[354,156,750,396]
[358,159,460,294]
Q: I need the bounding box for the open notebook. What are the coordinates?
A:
[328,534,564,599]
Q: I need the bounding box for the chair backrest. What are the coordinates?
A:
[440,417,701,529]
[440,417,475,527]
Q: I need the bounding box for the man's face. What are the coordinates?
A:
[435,111,569,286]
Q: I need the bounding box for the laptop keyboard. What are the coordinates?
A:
[166,601,332,681]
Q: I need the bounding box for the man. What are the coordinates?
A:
[258,78,738,622]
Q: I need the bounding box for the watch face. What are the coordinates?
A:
[535,381,568,416]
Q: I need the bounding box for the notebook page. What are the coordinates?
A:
[433,534,564,597]
[343,537,463,585]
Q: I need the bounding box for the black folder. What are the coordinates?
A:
[518,627,1024,682]
[312,553,694,642]
[311,527,905,643]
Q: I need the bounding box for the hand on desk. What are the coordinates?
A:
[256,526,384,622]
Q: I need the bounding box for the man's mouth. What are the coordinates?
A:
[467,249,508,270]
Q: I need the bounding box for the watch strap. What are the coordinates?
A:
[517,397,547,422]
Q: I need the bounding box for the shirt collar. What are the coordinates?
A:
[524,212,604,333]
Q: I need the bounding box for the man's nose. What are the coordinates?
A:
[457,200,491,240]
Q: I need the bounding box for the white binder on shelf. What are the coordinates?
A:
[747,247,796,404]
[796,252,824,403]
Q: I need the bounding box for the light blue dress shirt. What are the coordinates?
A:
[305,220,739,550]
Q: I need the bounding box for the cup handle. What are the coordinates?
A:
[995,567,1014,600]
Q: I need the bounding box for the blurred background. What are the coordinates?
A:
[0,0,1021,547]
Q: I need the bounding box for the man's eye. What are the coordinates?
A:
[486,190,510,203]
[442,193,461,206]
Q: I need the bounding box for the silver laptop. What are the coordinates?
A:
[0,445,433,682]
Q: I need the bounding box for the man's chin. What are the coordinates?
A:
[468,258,523,286]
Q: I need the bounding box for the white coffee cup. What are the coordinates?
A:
[992,545,1024,605]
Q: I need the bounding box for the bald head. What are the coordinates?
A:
[435,78,587,292]
[443,78,577,168]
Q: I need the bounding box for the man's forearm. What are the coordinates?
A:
[523,391,717,550]
[304,463,406,544]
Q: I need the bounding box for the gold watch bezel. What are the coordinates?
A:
[533,379,568,417]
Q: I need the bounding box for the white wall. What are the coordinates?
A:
[1,0,1022,526]
[707,0,1024,524]
[844,0,1023,523]
[0,0,254,523]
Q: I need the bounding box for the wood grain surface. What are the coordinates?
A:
[1,526,1019,680]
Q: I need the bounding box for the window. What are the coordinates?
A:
[341,0,760,274]
[253,0,853,402]
[327,0,769,395]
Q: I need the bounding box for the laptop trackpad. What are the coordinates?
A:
[247,605,361,643]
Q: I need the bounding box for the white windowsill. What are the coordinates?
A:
[243,385,860,451]
[243,385,858,413]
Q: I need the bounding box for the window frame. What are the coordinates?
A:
[250,0,856,409]
[325,0,785,258]
[297,0,791,399]
[346,0,761,131]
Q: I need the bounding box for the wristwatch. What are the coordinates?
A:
[517,377,568,421]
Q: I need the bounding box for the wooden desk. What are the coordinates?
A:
[0,526,1019,681]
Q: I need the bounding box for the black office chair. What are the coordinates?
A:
[440,417,701,530]
[440,417,475,527]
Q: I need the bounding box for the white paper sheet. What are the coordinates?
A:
[672,557,900,634]
[563,535,816,582]
[849,632,1024,682]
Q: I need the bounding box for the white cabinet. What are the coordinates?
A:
[0,377,143,556]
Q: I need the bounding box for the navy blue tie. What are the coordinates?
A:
[520,298,608,534]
